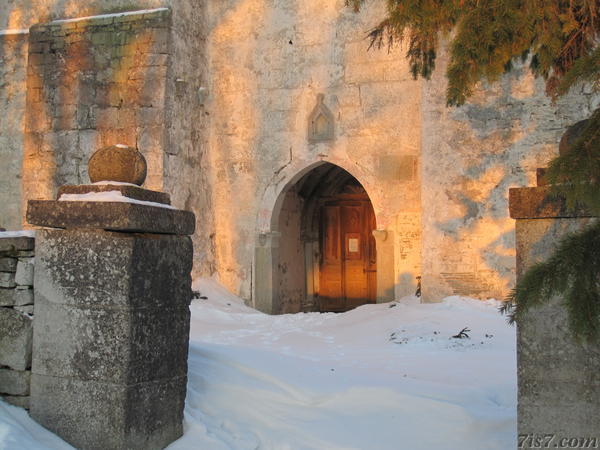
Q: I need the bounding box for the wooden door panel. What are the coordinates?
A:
[320,206,343,311]
[319,200,376,312]
[341,206,368,307]
[322,206,340,262]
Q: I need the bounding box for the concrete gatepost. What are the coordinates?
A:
[26,145,196,450]
[509,180,599,441]
[372,230,395,303]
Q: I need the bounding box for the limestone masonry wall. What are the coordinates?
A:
[422,49,599,301]
[161,2,212,280]
[0,234,35,409]
[205,0,422,302]
[22,8,172,216]
[0,1,213,281]
[1,0,598,306]
[0,31,28,230]
[204,0,599,304]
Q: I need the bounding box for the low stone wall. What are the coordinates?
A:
[0,234,35,409]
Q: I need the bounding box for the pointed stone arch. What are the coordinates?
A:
[253,161,395,314]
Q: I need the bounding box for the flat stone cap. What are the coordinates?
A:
[509,186,594,219]
[58,184,170,205]
[27,200,195,235]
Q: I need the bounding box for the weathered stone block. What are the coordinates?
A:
[14,288,33,306]
[0,288,16,306]
[27,201,195,235]
[0,272,16,288]
[15,259,34,286]
[1,395,30,409]
[0,307,32,370]
[58,184,170,205]
[0,257,17,272]
[512,190,600,440]
[34,229,192,310]
[31,226,191,450]
[509,186,593,219]
[0,237,35,253]
[31,374,185,450]
[14,305,34,315]
[33,299,189,383]
[0,368,31,395]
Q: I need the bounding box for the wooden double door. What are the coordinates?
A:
[318,199,377,312]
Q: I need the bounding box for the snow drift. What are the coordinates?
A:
[0,278,516,450]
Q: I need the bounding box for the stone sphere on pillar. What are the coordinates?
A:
[88,145,147,185]
[559,119,588,155]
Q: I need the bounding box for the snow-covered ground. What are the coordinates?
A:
[0,278,516,450]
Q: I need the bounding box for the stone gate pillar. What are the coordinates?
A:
[509,180,599,442]
[26,145,195,450]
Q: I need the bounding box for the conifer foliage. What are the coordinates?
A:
[349,0,600,340]
[348,0,600,106]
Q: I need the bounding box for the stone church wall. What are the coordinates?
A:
[204,0,599,304]
[0,31,28,230]
[0,1,213,279]
[1,0,598,305]
[22,8,172,208]
[205,0,423,303]
[421,50,599,300]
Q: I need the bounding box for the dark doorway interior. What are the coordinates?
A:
[277,163,377,313]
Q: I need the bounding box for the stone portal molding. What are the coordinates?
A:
[372,229,395,303]
[308,94,334,143]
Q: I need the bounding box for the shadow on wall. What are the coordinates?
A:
[427,60,597,299]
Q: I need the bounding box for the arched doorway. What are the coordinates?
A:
[270,162,377,313]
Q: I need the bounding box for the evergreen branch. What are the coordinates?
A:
[557,46,600,95]
[349,0,600,106]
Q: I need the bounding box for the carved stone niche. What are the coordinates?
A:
[308,94,334,143]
